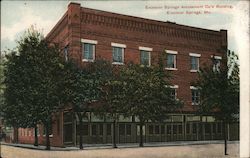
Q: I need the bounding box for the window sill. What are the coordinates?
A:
[190,70,199,73]
[112,62,124,65]
[82,59,94,62]
[165,68,177,71]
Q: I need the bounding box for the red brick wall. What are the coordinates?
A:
[18,112,64,147]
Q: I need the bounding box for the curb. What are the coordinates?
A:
[1,140,239,151]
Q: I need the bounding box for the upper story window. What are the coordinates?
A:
[111,43,126,65]
[190,86,200,105]
[211,55,222,72]
[169,85,178,100]
[64,45,69,62]
[165,50,178,70]
[189,53,201,72]
[139,46,152,66]
[81,39,98,62]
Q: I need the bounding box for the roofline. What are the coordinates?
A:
[81,6,223,35]
[45,11,68,41]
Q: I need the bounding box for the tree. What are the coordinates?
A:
[107,55,182,147]
[195,50,239,155]
[63,59,111,149]
[2,27,65,150]
[101,65,127,148]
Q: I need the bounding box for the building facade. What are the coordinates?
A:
[17,2,238,147]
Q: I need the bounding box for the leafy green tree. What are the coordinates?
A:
[195,50,239,155]
[101,66,127,148]
[63,59,111,149]
[2,27,65,150]
[113,57,183,147]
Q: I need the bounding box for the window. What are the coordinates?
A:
[119,124,125,135]
[186,124,190,134]
[112,47,124,64]
[190,86,200,105]
[170,88,176,99]
[211,55,222,72]
[166,50,178,70]
[92,124,97,136]
[161,125,165,134]
[83,125,89,136]
[107,124,112,136]
[64,45,69,62]
[178,125,182,134]
[99,125,103,135]
[155,125,160,134]
[111,42,126,64]
[213,123,216,133]
[192,124,197,134]
[167,125,171,134]
[126,124,131,135]
[173,125,177,134]
[189,53,201,72]
[217,123,222,133]
[139,46,152,66]
[149,125,154,134]
[205,123,211,134]
[82,43,95,61]
[81,39,97,62]
[140,51,150,66]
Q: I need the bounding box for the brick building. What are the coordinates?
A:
[17,2,238,147]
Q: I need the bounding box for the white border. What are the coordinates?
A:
[190,86,198,90]
[166,50,178,54]
[189,53,201,57]
[170,85,179,89]
[111,42,126,48]
[81,39,98,44]
[211,55,222,60]
[139,46,153,51]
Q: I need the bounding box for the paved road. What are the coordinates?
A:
[1,143,239,158]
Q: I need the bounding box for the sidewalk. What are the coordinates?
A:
[1,140,239,151]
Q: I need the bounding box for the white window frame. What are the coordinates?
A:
[111,43,126,65]
[211,55,222,72]
[170,85,179,99]
[165,50,178,70]
[190,86,200,105]
[139,46,153,52]
[139,50,151,67]
[81,39,97,62]
[189,53,201,72]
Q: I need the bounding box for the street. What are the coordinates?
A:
[1,142,239,158]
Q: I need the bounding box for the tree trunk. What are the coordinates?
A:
[112,119,117,148]
[139,120,144,147]
[34,126,38,146]
[223,121,228,155]
[78,113,84,150]
[45,122,50,150]
[14,127,19,143]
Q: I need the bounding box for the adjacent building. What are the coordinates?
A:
[16,2,238,147]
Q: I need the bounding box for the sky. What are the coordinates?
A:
[1,0,249,54]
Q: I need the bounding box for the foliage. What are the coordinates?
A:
[103,55,183,147]
[196,51,239,121]
[63,59,112,149]
[195,50,239,155]
[2,27,65,149]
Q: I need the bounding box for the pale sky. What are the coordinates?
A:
[1,0,249,54]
